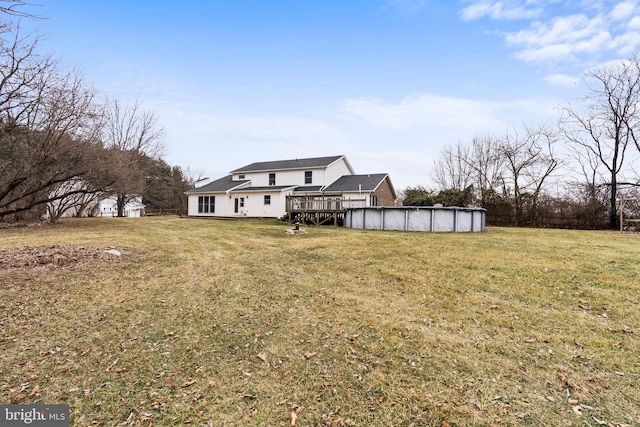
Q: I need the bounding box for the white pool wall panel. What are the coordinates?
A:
[344,206,486,232]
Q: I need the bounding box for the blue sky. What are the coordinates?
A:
[18,0,640,190]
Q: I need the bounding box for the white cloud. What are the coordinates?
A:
[506,14,603,48]
[336,93,561,188]
[187,115,340,142]
[161,93,562,190]
[463,0,640,68]
[461,1,543,21]
[544,73,580,86]
[613,32,640,55]
[156,105,351,176]
[504,12,637,64]
[610,1,636,21]
[515,43,576,63]
[340,94,505,131]
[629,15,640,30]
[388,0,426,14]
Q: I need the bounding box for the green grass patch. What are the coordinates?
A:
[1,218,639,426]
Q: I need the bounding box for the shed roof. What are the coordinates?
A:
[323,174,390,193]
[293,185,324,192]
[231,155,346,173]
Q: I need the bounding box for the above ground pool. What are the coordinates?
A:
[343,206,486,232]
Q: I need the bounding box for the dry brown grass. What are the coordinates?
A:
[1,217,639,426]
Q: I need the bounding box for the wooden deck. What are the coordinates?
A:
[286,195,367,225]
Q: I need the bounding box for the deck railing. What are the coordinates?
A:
[286,196,367,213]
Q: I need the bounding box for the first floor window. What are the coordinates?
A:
[264,195,271,205]
[198,195,215,213]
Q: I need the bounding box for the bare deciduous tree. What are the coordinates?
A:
[432,141,474,191]
[431,133,507,209]
[499,125,560,226]
[432,133,506,206]
[0,1,44,34]
[0,28,113,220]
[559,54,640,229]
[467,134,506,206]
[0,1,40,18]
[102,98,164,217]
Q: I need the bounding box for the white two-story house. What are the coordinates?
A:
[185,155,396,218]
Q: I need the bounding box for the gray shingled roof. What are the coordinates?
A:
[231,155,344,173]
[293,185,323,192]
[232,185,296,192]
[323,174,389,192]
[184,175,249,194]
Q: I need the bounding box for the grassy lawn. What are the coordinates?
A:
[1,217,639,426]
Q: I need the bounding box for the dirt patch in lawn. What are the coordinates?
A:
[0,245,126,284]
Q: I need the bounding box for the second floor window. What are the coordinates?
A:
[305,171,312,184]
[269,173,276,185]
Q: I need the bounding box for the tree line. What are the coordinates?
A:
[403,54,640,230]
[0,1,193,223]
